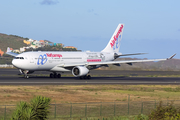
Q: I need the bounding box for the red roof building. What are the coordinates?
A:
[0,49,4,56]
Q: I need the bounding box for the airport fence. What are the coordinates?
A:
[1,99,180,119]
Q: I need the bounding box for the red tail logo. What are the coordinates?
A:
[110,24,123,48]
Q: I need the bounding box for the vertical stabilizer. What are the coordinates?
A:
[7,47,12,52]
[101,24,124,53]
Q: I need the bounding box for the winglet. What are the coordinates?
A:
[167,54,176,60]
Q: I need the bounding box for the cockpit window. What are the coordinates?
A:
[14,57,24,59]
[14,57,19,59]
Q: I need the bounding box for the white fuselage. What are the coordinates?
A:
[12,51,114,72]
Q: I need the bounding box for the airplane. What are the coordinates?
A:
[6,24,176,79]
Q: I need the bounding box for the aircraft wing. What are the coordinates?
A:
[58,54,176,67]
[6,52,18,57]
[6,47,18,57]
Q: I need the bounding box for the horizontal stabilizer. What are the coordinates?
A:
[115,53,147,57]
[114,53,147,59]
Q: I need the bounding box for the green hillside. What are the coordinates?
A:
[0,33,28,53]
[0,33,79,64]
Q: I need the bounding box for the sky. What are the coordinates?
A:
[0,0,180,59]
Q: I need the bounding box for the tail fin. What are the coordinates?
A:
[7,47,12,52]
[101,24,124,53]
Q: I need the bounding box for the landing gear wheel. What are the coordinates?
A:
[83,76,87,79]
[87,75,91,79]
[57,74,61,78]
[79,75,91,79]
[50,73,61,78]
[24,75,29,79]
[50,73,53,78]
[53,73,57,78]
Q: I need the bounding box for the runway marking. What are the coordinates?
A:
[0,82,180,84]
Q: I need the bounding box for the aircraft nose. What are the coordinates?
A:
[12,59,19,68]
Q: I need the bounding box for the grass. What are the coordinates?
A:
[1,85,180,119]
[43,115,144,120]
[0,85,180,105]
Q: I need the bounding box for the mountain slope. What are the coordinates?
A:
[0,33,28,53]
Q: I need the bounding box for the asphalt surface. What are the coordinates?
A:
[0,69,180,85]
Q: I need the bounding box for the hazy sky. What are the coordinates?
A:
[0,0,179,59]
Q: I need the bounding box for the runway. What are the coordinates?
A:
[0,69,180,85]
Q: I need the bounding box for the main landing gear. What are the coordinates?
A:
[24,74,29,79]
[80,75,91,79]
[50,73,61,78]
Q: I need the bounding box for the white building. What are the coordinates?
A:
[20,47,30,52]
[28,39,34,42]
[20,47,25,52]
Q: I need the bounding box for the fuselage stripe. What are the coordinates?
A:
[87,59,101,62]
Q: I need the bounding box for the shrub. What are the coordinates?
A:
[30,96,51,119]
[148,101,180,120]
[11,96,51,120]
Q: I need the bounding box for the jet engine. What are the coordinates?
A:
[72,66,89,77]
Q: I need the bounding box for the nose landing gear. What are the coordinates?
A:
[23,70,29,79]
[24,75,29,79]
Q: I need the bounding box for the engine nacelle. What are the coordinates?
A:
[72,66,89,77]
